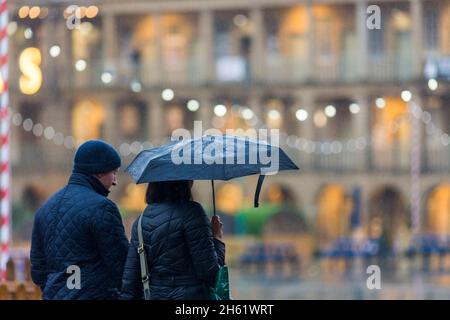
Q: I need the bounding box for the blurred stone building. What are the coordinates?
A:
[6,0,450,250]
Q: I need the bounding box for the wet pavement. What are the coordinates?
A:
[230,265,450,299]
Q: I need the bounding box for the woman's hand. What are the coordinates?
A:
[211,215,223,240]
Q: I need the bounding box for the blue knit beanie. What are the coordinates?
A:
[73,140,121,174]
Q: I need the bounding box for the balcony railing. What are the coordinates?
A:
[368,55,414,82]
[116,56,204,88]
[286,142,450,173]
[264,55,309,83]
[6,51,417,92]
[425,145,450,173]
[12,142,73,173]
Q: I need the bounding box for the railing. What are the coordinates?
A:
[12,142,73,173]
[313,149,367,172]
[258,54,414,84]
[39,57,207,90]
[7,53,418,92]
[313,55,359,83]
[10,139,450,174]
[264,55,309,83]
[371,144,411,173]
[263,55,360,84]
[368,55,414,82]
[287,143,450,173]
[425,145,450,173]
[115,57,204,88]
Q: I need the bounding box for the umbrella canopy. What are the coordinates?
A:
[126,134,299,210]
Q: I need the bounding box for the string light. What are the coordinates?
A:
[49,45,61,58]
[214,104,227,117]
[162,88,174,101]
[9,91,450,158]
[295,109,308,121]
[75,59,87,71]
[187,100,200,112]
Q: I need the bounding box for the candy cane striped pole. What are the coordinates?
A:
[0,0,9,283]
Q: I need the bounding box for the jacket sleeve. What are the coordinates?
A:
[213,238,226,266]
[91,201,129,292]
[120,221,143,300]
[30,210,47,291]
[184,203,225,285]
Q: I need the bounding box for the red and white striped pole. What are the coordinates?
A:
[0,0,9,283]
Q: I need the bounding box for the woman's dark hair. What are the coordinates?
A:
[146,180,193,204]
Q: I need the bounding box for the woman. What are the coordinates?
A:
[120,180,225,300]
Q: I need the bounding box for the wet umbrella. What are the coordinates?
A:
[126,134,299,215]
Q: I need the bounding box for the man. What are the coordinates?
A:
[30,140,129,299]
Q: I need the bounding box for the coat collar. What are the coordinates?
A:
[68,172,110,197]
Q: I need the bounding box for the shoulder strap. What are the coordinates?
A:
[137,214,151,300]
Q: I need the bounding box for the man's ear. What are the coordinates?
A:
[93,173,103,179]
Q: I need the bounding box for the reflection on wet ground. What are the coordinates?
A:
[230,262,450,300]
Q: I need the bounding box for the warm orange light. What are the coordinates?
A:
[18,6,29,19]
[427,184,450,235]
[63,8,70,19]
[0,73,4,94]
[72,100,105,141]
[19,47,43,95]
[76,6,87,19]
[86,6,98,19]
[317,184,350,243]
[121,184,147,213]
[39,7,49,19]
[217,183,243,214]
[29,6,40,19]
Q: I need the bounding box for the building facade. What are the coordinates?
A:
[6,0,450,250]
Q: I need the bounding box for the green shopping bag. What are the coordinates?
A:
[206,265,231,300]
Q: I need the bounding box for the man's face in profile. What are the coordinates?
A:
[94,169,119,190]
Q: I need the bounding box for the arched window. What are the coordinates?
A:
[427,184,450,235]
[72,99,105,142]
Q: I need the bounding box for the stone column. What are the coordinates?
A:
[148,93,164,145]
[151,14,163,86]
[295,91,316,170]
[305,2,315,81]
[356,0,368,80]
[409,89,423,235]
[410,0,424,79]
[248,90,264,128]
[102,12,117,76]
[353,92,370,171]
[250,7,265,82]
[102,95,118,146]
[40,11,52,89]
[199,10,214,84]
[199,91,212,130]
[56,6,71,89]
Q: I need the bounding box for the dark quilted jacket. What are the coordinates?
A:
[30,172,129,299]
[120,200,225,300]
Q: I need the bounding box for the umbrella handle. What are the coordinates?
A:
[254,175,265,208]
[211,179,216,216]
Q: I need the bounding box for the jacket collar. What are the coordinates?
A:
[68,172,110,197]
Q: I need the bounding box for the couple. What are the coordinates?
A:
[30,140,225,300]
